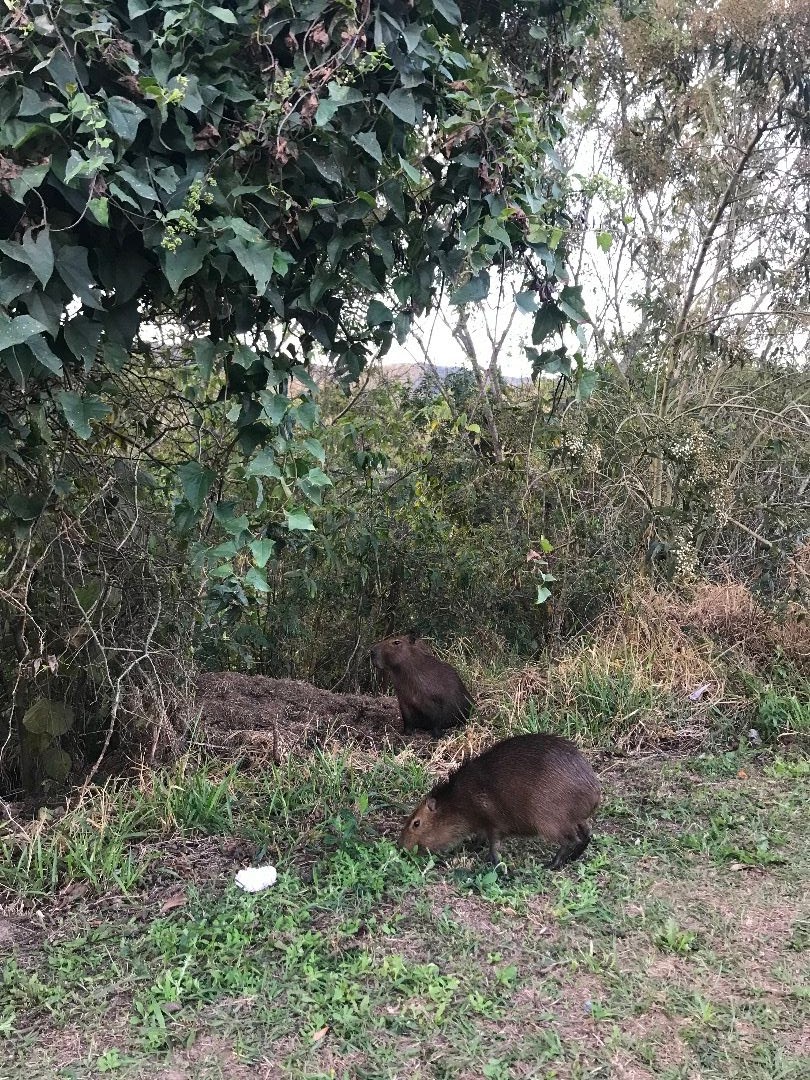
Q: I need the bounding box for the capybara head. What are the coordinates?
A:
[399,794,467,853]
[370,631,429,672]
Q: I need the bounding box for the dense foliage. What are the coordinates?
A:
[0,1,608,790]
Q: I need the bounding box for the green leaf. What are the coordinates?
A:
[209,5,238,23]
[0,313,48,350]
[177,460,215,511]
[377,89,420,127]
[354,131,384,164]
[558,285,589,325]
[245,448,282,479]
[576,368,600,401]
[7,493,45,521]
[316,83,363,126]
[399,156,421,183]
[433,0,461,24]
[367,299,394,326]
[596,231,612,252]
[535,585,552,605]
[245,566,270,593]
[304,467,332,488]
[23,698,75,737]
[450,270,489,306]
[0,227,54,287]
[515,290,539,314]
[302,438,325,463]
[249,538,275,568]
[532,304,566,344]
[27,334,64,376]
[164,240,209,293]
[89,197,109,226]
[41,745,72,782]
[285,509,315,531]
[56,391,111,439]
[55,245,103,309]
[107,97,147,145]
[226,237,277,295]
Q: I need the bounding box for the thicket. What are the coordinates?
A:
[1,0,808,795]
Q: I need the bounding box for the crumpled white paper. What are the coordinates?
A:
[235,865,278,892]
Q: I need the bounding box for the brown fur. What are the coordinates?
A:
[370,632,474,738]
[399,733,601,869]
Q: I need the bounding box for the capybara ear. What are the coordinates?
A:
[406,630,418,643]
[426,796,437,813]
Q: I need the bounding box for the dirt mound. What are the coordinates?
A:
[195,671,405,760]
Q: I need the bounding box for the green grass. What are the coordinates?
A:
[1,741,808,1080]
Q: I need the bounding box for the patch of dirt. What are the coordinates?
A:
[196,671,405,760]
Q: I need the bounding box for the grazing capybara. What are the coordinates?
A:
[370,631,473,739]
[399,733,601,868]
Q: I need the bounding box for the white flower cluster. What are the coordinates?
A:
[670,532,698,585]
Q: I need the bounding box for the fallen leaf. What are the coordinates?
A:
[160,892,187,914]
[311,1025,329,1043]
[737,769,748,779]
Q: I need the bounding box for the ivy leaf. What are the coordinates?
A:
[596,231,613,252]
[0,227,54,287]
[249,538,275,568]
[226,237,276,295]
[515,290,539,314]
[107,97,147,145]
[209,5,238,23]
[558,285,590,325]
[532,303,566,344]
[245,566,270,593]
[56,391,111,439]
[302,438,325,463]
[433,0,462,25]
[353,131,384,164]
[535,585,552,605]
[27,334,64,376]
[576,368,600,401]
[23,698,75,736]
[164,240,209,293]
[245,448,282,479]
[177,460,215,510]
[377,89,420,127]
[316,83,364,126]
[285,509,316,531]
[0,313,48,350]
[303,467,332,488]
[55,245,103,309]
[367,299,394,326]
[40,746,71,782]
[450,270,489,305]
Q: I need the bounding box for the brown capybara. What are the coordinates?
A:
[399,733,600,869]
[370,631,473,739]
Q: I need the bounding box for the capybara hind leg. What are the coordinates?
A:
[546,824,593,870]
[545,835,579,871]
[567,823,593,865]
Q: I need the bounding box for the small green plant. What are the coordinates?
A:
[655,917,699,954]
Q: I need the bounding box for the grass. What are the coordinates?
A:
[1,731,808,1079]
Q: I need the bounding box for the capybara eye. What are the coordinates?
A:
[412,818,420,829]
[392,638,401,645]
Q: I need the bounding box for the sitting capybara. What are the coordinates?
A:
[370,631,473,739]
[399,733,601,868]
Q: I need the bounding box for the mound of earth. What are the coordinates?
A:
[196,671,407,760]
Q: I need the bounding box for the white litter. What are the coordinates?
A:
[235,865,278,892]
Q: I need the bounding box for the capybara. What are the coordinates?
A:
[370,631,473,738]
[399,733,600,868]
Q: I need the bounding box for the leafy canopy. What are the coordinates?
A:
[0,0,604,552]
